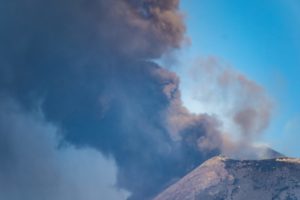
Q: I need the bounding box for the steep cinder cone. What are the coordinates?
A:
[154,156,300,200]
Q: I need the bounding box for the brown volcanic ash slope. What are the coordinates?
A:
[154,156,300,200]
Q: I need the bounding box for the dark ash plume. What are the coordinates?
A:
[0,0,223,199]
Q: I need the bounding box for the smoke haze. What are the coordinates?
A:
[182,56,273,158]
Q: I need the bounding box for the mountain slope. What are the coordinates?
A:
[154,156,300,200]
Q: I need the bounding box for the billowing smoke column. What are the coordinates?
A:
[0,0,234,199]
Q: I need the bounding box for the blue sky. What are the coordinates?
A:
[179,0,300,157]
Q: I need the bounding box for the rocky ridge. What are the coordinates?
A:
[154,156,300,200]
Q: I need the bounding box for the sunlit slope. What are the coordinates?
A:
[154,156,300,200]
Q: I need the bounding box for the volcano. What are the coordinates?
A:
[154,155,300,200]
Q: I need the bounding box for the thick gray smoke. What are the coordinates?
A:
[0,98,129,200]
[0,0,225,199]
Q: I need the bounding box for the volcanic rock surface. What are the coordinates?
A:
[154,156,300,200]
